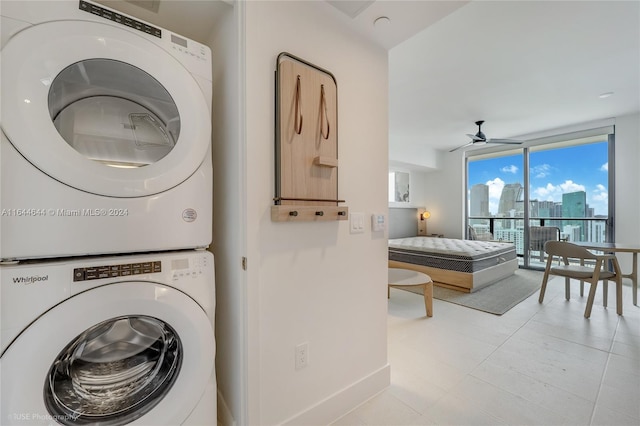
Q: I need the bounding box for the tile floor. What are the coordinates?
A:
[333,274,640,425]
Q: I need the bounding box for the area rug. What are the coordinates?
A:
[397,269,545,315]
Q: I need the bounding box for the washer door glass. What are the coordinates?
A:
[49,59,180,168]
[44,315,182,425]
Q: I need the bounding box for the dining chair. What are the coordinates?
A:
[538,241,623,318]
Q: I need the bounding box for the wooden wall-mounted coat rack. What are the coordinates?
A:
[272,53,348,222]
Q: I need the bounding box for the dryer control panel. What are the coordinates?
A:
[78,0,211,70]
[79,0,162,38]
[73,261,162,281]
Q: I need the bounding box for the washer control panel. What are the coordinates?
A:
[73,261,161,282]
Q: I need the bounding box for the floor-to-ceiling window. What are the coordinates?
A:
[468,151,524,243]
[466,130,614,269]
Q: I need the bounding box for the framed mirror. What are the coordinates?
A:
[389,171,410,203]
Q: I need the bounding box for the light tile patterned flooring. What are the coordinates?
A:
[334,274,640,425]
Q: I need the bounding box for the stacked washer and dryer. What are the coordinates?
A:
[1,1,216,425]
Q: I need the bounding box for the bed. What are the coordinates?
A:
[388,208,517,293]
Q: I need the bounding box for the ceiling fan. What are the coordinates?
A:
[449,120,524,152]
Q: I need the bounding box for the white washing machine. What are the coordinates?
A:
[0,250,216,425]
[0,0,213,261]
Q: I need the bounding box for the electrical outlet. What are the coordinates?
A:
[295,342,308,370]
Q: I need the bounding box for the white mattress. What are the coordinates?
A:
[388,237,517,273]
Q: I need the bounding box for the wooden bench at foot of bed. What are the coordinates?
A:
[389,258,518,293]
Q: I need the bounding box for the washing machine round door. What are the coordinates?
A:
[0,282,215,426]
[0,20,210,197]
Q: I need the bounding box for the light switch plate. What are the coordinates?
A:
[349,212,365,234]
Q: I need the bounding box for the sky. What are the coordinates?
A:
[468,141,609,216]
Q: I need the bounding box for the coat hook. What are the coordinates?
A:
[320,84,330,140]
[315,211,324,216]
[294,75,303,135]
[289,210,298,216]
[338,211,346,216]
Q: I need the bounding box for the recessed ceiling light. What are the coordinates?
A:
[374,16,391,28]
[599,92,614,99]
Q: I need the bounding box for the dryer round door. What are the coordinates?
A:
[0,282,215,426]
[0,20,211,197]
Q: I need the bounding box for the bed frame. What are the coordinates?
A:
[388,208,517,293]
[388,257,518,293]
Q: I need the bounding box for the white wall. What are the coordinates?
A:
[208,2,245,425]
[243,1,390,425]
[417,152,466,239]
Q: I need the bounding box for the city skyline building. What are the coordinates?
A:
[562,191,590,241]
[468,186,604,250]
[470,184,489,217]
[562,191,587,218]
[498,183,523,216]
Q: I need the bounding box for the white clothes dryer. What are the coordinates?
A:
[1,250,216,425]
[0,0,212,261]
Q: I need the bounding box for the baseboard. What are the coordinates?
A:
[217,389,236,426]
[282,364,391,426]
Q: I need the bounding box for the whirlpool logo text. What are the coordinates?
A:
[12,275,49,285]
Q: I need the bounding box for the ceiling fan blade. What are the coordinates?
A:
[449,142,474,152]
[487,138,523,144]
[466,133,483,142]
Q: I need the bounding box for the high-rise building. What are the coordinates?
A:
[498,183,523,215]
[529,199,540,218]
[562,191,587,241]
[494,228,524,253]
[563,225,582,242]
[498,183,522,229]
[537,200,555,218]
[535,200,562,227]
[586,219,606,243]
[562,191,586,217]
[470,184,489,217]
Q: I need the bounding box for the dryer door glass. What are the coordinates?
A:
[48,59,180,168]
[44,315,182,425]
